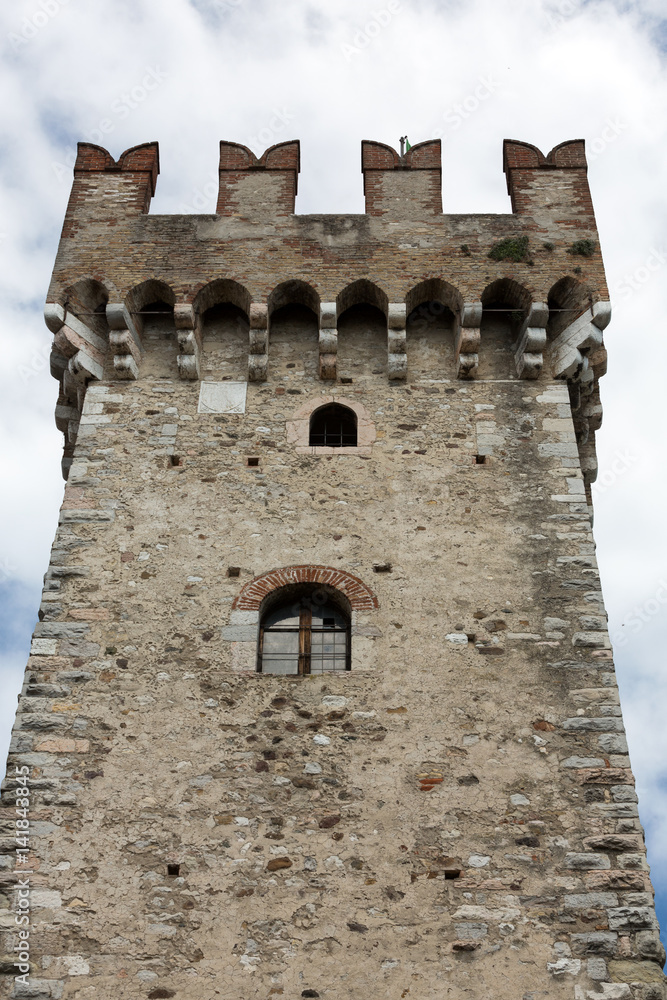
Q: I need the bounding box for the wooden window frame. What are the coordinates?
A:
[257,605,351,676]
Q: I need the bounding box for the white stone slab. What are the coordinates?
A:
[198,381,247,415]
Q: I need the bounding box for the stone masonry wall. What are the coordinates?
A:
[0,137,664,1000]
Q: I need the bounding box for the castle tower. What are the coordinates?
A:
[2,135,665,1000]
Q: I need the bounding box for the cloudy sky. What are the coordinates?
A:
[1,0,666,944]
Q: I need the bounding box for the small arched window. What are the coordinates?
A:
[258,590,351,675]
[309,404,357,448]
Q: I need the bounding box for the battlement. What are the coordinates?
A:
[56,136,598,226]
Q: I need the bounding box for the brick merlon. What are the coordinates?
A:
[74,141,160,196]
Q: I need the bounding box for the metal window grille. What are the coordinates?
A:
[309,405,357,447]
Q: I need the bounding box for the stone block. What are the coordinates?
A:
[635,932,667,964]
[607,907,658,931]
[30,639,57,656]
[611,785,638,803]
[562,717,623,732]
[564,892,618,909]
[584,836,641,853]
[12,980,64,999]
[564,853,611,870]
[572,632,612,649]
[585,871,647,893]
[587,957,608,980]
[33,623,89,639]
[561,757,606,768]
[599,734,629,754]
[198,381,247,414]
[34,739,89,753]
[609,961,667,988]
[570,932,618,956]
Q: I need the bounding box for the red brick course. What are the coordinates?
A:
[233,565,379,611]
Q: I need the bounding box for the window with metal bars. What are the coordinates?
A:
[258,598,351,675]
[309,404,357,448]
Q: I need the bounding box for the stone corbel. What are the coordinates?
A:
[515,301,548,379]
[455,302,482,378]
[54,402,80,435]
[44,302,106,382]
[550,301,611,380]
[249,303,268,382]
[319,302,337,381]
[68,348,104,383]
[106,302,143,380]
[387,304,407,380]
[175,304,200,380]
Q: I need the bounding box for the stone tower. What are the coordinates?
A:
[1,135,665,1000]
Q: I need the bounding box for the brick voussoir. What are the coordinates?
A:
[233,564,379,611]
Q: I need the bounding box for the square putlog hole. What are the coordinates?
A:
[227,567,241,578]
[167,864,180,877]
[247,457,260,467]
[474,455,488,465]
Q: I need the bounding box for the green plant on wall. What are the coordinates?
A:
[488,236,530,263]
[567,239,597,257]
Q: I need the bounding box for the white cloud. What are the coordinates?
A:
[0,0,666,941]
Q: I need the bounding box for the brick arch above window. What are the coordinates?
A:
[286,396,376,456]
[233,565,379,612]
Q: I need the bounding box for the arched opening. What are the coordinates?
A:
[124,280,177,378]
[309,403,358,447]
[64,278,111,342]
[336,280,388,380]
[547,277,593,341]
[406,300,456,376]
[201,303,249,380]
[479,278,532,379]
[258,584,351,676]
[193,279,251,381]
[269,281,320,378]
[140,300,177,378]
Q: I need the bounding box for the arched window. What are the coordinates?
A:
[258,590,351,675]
[309,404,357,448]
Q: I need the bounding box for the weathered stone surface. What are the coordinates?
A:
[2,135,662,1000]
[571,932,619,956]
[565,853,612,870]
